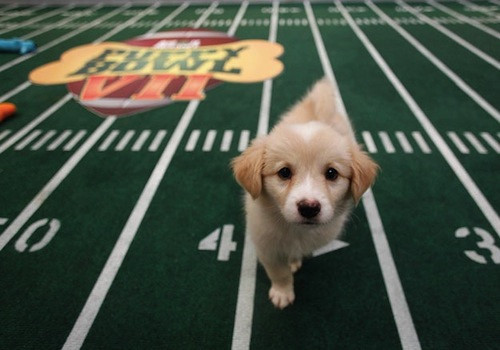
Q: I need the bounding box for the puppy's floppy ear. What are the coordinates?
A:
[350,146,379,203]
[231,137,266,199]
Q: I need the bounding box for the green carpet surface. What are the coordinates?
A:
[0,2,498,349]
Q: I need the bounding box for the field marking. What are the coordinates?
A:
[202,129,217,151]
[221,130,234,152]
[63,4,250,349]
[396,131,414,153]
[0,0,186,327]
[0,94,72,154]
[411,131,432,153]
[0,4,18,13]
[232,2,276,350]
[366,0,500,124]
[362,188,422,350]
[0,4,162,154]
[448,131,470,154]
[379,131,397,153]
[0,3,159,109]
[98,130,120,151]
[14,130,42,151]
[0,117,116,251]
[0,4,30,24]
[427,0,500,40]
[464,132,487,154]
[185,130,201,151]
[132,130,151,151]
[148,130,168,152]
[0,81,31,103]
[339,1,500,239]
[115,130,136,151]
[480,132,500,153]
[30,130,56,150]
[47,130,72,151]
[362,131,378,153]
[460,0,500,19]
[238,130,250,151]
[0,129,11,142]
[22,6,96,41]
[62,101,198,350]
[312,2,422,350]
[0,5,71,36]
[398,0,500,69]
[0,4,129,74]
[63,130,87,151]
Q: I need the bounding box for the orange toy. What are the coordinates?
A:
[0,102,16,122]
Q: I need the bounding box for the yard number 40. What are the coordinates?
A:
[198,224,237,261]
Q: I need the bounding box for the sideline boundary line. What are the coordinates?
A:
[336,0,500,238]
[306,2,421,349]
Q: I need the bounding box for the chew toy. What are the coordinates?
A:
[0,38,37,54]
[0,102,16,122]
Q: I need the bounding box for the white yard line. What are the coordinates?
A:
[366,0,500,123]
[0,5,73,36]
[0,4,34,24]
[337,1,500,239]
[0,117,116,251]
[22,9,88,40]
[427,0,500,40]
[362,188,422,350]
[0,4,161,154]
[398,0,500,70]
[0,94,73,154]
[310,2,422,349]
[231,2,278,350]
[62,101,199,350]
[460,0,500,20]
[0,4,129,74]
[64,4,249,349]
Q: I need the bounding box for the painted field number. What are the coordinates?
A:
[15,218,61,253]
[0,217,60,253]
[455,227,500,264]
[198,224,237,261]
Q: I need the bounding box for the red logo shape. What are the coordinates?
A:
[66,29,238,118]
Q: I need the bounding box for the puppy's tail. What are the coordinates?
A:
[282,77,355,138]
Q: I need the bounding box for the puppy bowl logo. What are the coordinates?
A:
[29,29,284,118]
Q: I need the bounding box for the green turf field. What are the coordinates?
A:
[0,1,499,349]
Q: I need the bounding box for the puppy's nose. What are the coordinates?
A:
[297,199,321,219]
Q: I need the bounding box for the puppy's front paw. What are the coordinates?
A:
[269,286,295,309]
[290,260,302,273]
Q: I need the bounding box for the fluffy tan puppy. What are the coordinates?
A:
[232,78,378,309]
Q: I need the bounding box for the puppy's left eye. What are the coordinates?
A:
[325,167,339,181]
[278,167,292,180]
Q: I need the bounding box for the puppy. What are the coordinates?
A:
[232,78,378,309]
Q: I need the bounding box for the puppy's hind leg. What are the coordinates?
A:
[262,262,295,309]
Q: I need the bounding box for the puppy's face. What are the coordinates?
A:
[232,121,378,226]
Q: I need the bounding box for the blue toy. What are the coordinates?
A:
[0,38,37,54]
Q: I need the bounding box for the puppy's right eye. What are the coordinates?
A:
[277,167,292,180]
